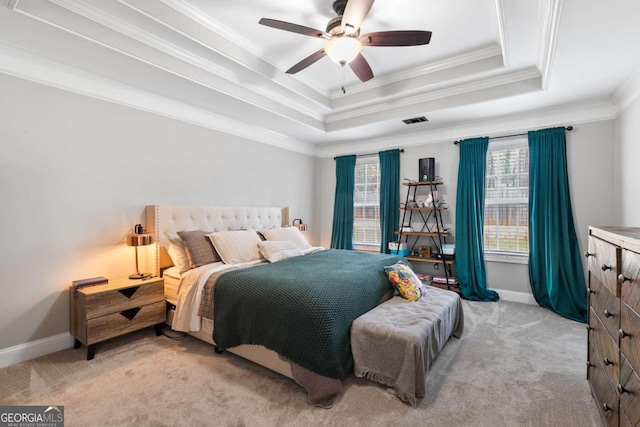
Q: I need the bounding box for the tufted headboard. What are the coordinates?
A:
[145,205,289,276]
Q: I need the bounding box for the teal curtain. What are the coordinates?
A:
[379,149,400,253]
[331,155,356,250]
[455,137,500,302]
[528,127,587,322]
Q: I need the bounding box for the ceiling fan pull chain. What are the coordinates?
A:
[342,65,347,94]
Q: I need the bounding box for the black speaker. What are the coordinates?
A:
[419,158,435,182]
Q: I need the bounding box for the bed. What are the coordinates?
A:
[145,205,407,406]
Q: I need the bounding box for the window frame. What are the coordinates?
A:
[353,155,381,248]
[483,136,530,258]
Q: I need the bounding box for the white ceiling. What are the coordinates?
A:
[1,0,640,156]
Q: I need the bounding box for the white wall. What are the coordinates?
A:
[0,74,318,351]
[616,95,640,225]
[319,120,618,296]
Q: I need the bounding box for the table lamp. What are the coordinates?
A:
[127,225,154,279]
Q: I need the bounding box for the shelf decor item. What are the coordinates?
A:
[127,225,154,280]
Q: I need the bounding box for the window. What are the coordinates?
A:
[353,156,381,246]
[484,138,529,254]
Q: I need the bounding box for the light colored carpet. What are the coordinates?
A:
[0,299,601,426]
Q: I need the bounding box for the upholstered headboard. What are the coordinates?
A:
[145,205,289,276]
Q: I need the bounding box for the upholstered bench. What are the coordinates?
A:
[350,287,464,406]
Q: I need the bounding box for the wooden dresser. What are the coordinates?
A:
[586,226,640,427]
[70,277,166,360]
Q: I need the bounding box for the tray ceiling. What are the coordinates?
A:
[1,0,639,155]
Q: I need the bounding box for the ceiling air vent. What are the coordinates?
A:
[402,116,428,125]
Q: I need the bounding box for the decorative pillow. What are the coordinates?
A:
[259,227,312,251]
[258,240,303,263]
[207,230,263,265]
[383,261,427,302]
[177,230,221,269]
[164,232,191,274]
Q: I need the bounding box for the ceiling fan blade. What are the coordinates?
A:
[341,0,374,33]
[259,18,329,39]
[286,49,327,74]
[360,30,433,47]
[349,53,374,82]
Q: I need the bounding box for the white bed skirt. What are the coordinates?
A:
[166,310,293,379]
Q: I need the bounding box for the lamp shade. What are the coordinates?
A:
[127,233,154,247]
[325,36,362,65]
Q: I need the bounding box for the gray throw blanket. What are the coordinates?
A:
[351,287,464,406]
[213,249,403,379]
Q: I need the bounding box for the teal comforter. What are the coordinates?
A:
[213,249,403,379]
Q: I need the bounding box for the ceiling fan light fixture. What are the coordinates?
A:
[325,36,362,65]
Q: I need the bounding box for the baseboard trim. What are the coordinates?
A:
[0,333,74,369]
[492,288,538,305]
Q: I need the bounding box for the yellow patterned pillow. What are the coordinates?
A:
[383,261,426,302]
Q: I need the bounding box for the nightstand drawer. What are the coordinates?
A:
[619,356,640,425]
[85,282,163,318]
[86,301,165,345]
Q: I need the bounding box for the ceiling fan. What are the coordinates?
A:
[259,0,432,82]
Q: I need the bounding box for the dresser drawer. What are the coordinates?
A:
[590,308,620,387]
[590,274,621,340]
[589,236,621,297]
[619,355,640,426]
[85,282,164,319]
[86,301,165,345]
[588,344,619,427]
[621,302,640,374]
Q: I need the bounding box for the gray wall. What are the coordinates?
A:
[616,95,640,226]
[0,74,318,351]
[319,120,619,296]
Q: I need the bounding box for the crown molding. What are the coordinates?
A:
[41,0,327,125]
[612,62,640,114]
[123,0,330,106]
[158,0,329,97]
[317,100,618,158]
[0,42,318,156]
[537,0,563,90]
[494,0,509,67]
[328,45,504,100]
[326,67,541,124]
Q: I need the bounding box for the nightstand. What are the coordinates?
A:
[70,276,166,360]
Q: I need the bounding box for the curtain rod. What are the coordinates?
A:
[453,126,573,145]
[334,148,404,160]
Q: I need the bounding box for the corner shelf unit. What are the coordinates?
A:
[395,180,456,290]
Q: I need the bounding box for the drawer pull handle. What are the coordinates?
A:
[586,325,594,331]
[587,287,595,294]
[603,358,614,366]
[584,251,594,258]
[619,329,631,338]
[617,384,629,394]
[618,274,631,284]
[118,287,140,299]
[586,361,594,368]
[120,307,141,321]
[603,310,614,318]
[601,264,612,272]
[602,403,612,412]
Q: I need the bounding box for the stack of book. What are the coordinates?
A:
[72,276,108,289]
[431,275,459,292]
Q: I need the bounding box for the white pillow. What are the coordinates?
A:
[258,241,303,263]
[165,232,191,274]
[207,230,263,265]
[260,227,312,251]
